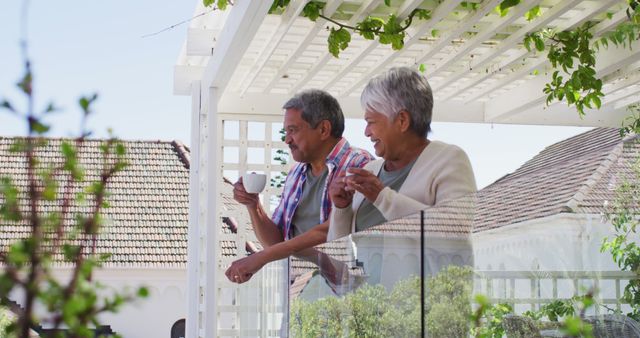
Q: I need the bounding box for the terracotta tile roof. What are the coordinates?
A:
[290,238,355,280]
[359,195,476,239]
[0,137,191,268]
[474,128,639,232]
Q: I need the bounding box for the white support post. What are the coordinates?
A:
[203,86,222,338]
[186,81,202,338]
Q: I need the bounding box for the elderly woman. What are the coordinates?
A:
[328,67,476,240]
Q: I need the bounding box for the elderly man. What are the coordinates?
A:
[226,89,374,283]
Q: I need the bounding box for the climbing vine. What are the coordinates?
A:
[202,0,640,118]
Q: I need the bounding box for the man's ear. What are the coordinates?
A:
[397,110,412,132]
[319,120,332,140]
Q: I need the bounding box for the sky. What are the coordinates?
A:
[0,2,592,189]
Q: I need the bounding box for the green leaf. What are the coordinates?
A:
[525,5,541,21]
[216,0,228,10]
[327,28,351,58]
[496,0,520,17]
[1,99,16,113]
[0,177,22,221]
[418,64,426,73]
[431,29,439,38]
[138,286,150,298]
[268,0,291,14]
[384,0,391,6]
[17,69,32,95]
[534,37,545,52]
[414,9,431,21]
[302,1,324,21]
[43,101,59,114]
[78,93,98,116]
[203,0,215,7]
[29,117,50,134]
[499,0,521,11]
[592,95,601,109]
[115,143,126,156]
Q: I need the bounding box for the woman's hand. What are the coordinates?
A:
[329,171,354,208]
[345,168,384,203]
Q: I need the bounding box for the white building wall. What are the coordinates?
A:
[472,214,624,272]
[10,267,187,338]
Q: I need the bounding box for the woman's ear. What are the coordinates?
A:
[397,110,412,132]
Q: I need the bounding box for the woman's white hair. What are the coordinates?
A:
[361,67,433,137]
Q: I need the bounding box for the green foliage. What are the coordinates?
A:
[302,1,324,21]
[290,278,421,337]
[0,44,145,337]
[0,309,11,338]
[268,0,291,14]
[525,5,541,21]
[271,128,289,196]
[425,266,473,338]
[559,292,595,338]
[470,294,513,338]
[378,15,405,50]
[259,0,640,118]
[290,266,473,337]
[620,104,640,137]
[601,145,640,322]
[524,299,575,322]
[495,0,521,17]
[461,2,479,11]
[525,23,604,117]
[202,0,228,10]
[328,28,351,58]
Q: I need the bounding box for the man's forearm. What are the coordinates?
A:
[246,203,284,247]
[254,221,329,264]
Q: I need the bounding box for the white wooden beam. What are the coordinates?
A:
[238,0,308,95]
[432,0,581,91]
[187,28,219,56]
[339,0,462,96]
[203,86,221,338]
[427,0,541,79]
[289,0,383,94]
[487,99,631,127]
[201,0,273,93]
[414,0,503,68]
[215,92,485,122]
[320,0,424,92]
[174,65,206,95]
[613,89,640,109]
[485,39,640,122]
[446,0,617,102]
[263,0,344,93]
[186,80,201,338]
[460,0,621,103]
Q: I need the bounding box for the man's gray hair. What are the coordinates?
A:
[361,67,433,137]
[283,89,345,138]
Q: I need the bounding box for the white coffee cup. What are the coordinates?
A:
[242,173,267,194]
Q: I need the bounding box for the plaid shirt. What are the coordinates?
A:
[272,138,374,239]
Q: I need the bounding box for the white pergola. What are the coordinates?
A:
[173,1,640,337]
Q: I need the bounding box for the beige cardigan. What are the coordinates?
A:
[327,140,476,241]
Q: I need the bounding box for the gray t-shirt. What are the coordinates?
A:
[291,168,328,238]
[355,159,416,232]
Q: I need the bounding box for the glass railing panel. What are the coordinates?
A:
[288,211,425,337]
[421,194,476,338]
